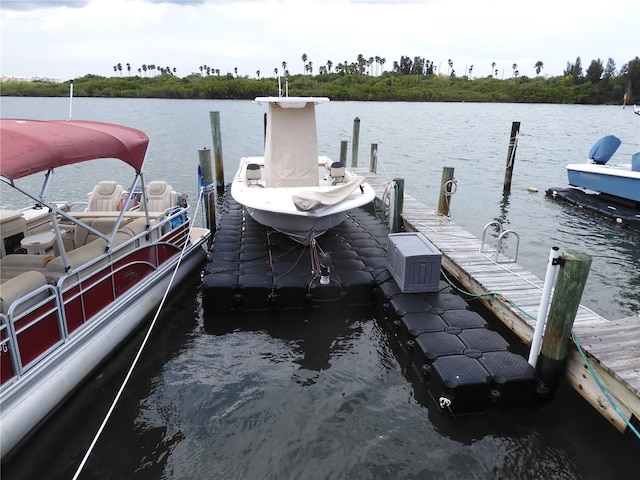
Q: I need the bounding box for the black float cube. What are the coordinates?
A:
[429,354,492,414]
[479,351,537,408]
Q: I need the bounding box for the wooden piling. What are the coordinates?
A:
[503,121,520,194]
[209,111,225,194]
[437,167,455,216]
[340,140,348,165]
[351,117,360,168]
[537,250,592,399]
[370,143,378,173]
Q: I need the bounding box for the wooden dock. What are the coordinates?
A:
[357,170,640,434]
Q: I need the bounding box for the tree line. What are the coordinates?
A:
[3,55,639,105]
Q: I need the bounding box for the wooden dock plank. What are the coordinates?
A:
[363,172,639,433]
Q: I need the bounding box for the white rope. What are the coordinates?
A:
[72,188,205,480]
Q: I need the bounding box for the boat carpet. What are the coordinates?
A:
[546,187,640,231]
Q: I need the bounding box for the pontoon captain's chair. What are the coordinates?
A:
[87,181,124,211]
[145,181,177,212]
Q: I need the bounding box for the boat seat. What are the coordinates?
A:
[246,163,262,186]
[87,181,124,212]
[0,270,48,316]
[45,238,107,275]
[329,161,346,184]
[145,181,178,212]
[632,152,640,172]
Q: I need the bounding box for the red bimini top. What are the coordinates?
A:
[0,118,149,180]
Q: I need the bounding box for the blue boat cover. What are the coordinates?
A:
[588,135,621,164]
[632,152,640,172]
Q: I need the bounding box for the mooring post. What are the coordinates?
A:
[391,178,405,232]
[198,148,216,235]
[340,140,348,165]
[536,250,592,401]
[351,117,360,168]
[503,121,520,194]
[370,143,378,173]
[209,111,225,194]
[437,167,455,216]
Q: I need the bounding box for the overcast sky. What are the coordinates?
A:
[1,0,639,80]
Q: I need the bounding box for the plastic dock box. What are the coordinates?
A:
[387,232,442,293]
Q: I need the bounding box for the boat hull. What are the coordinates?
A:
[246,206,347,242]
[0,235,208,459]
[231,157,375,244]
[567,163,640,203]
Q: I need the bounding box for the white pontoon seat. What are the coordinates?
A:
[246,163,262,186]
[0,270,49,316]
[87,181,124,212]
[145,181,178,212]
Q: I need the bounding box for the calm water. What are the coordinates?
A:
[1,97,639,479]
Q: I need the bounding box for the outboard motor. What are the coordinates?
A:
[588,135,621,164]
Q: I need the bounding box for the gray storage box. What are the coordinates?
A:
[387,232,442,293]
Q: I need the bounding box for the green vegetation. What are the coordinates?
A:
[2,55,639,105]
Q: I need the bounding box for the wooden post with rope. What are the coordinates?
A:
[503,121,520,194]
[437,167,456,216]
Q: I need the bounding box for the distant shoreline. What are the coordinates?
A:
[1,68,638,105]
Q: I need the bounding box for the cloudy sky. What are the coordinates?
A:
[1,0,638,80]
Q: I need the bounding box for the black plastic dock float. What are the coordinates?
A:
[203,192,538,415]
[546,187,640,230]
[376,280,537,415]
[201,194,391,312]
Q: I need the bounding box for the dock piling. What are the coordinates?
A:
[209,111,225,194]
[340,140,348,165]
[390,178,404,232]
[503,121,520,194]
[351,117,360,168]
[528,246,561,367]
[437,167,456,216]
[198,148,216,235]
[370,143,378,173]
[536,250,592,400]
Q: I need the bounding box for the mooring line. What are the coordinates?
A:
[72,188,204,480]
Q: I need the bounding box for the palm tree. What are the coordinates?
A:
[380,57,386,74]
[307,61,313,75]
[126,63,131,76]
[468,65,473,78]
[512,63,518,77]
[534,61,544,76]
[301,53,307,74]
[274,67,278,77]
[327,60,333,73]
[282,61,287,73]
[234,67,238,77]
[117,63,123,76]
[491,62,496,77]
[256,70,261,79]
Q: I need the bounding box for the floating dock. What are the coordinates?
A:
[358,170,640,433]
[203,193,539,415]
[202,174,640,432]
[546,187,640,231]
